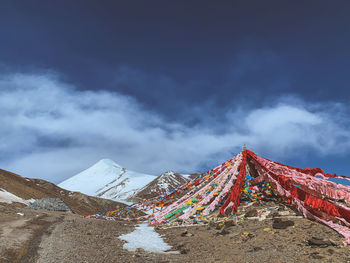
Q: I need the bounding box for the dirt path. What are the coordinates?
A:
[19,214,64,263]
[0,218,32,263]
[0,207,66,263]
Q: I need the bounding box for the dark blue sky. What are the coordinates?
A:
[2,1,350,105]
[0,1,350,182]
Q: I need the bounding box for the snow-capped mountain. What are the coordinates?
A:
[58,159,156,202]
[132,171,189,200]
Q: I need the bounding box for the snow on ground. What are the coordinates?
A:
[118,223,178,253]
[0,188,30,204]
[27,198,36,203]
[114,199,133,206]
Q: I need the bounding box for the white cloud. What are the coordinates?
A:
[0,72,350,183]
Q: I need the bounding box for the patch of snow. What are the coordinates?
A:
[114,199,133,206]
[0,188,30,205]
[27,198,36,203]
[17,212,24,216]
[119,223,177,253]
[158,181,169,189]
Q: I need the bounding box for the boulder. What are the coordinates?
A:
[272,218,294,229]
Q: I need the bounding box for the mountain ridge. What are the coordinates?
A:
[58,159,156,201]
[132,170,189,201]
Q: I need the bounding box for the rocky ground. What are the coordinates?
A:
[0,203,349,263]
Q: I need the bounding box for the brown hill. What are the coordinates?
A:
[0,168,126,216]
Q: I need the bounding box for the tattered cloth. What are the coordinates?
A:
[92,150,350,245]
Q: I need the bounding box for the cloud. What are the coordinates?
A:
[0,72,350,183]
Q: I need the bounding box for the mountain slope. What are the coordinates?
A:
[0,168,126,215]
[59,159,156,201]
[133,171,189,200]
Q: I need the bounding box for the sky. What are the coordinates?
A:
[0,1,350,184]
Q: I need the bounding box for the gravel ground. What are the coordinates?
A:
[36,215,183,263]
[157,217,350,263]
[1,204,349,263]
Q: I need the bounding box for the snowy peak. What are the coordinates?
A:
[133,170,189,200]
[159,171,177,179]
[96,159,123,168]
[58,159,156,201]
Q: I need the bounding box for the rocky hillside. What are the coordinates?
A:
[59,159,155,202]
[0,168,126,216]
[132,171,189,200]
[186,173,201,180]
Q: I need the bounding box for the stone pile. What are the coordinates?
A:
[26,198,72,212]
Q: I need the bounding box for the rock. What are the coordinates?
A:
[249,246,263,252]
[218,229,229,235]
[176,242,185,249]
[241,232,254,239]
[312,255,324,260]
[216,225,229,235]
[215,224,222,230]
[272,218,294,229]
[224,220,235,228]
[181,230,194,237]
[135,248,146,256]
[180,247,189,254]
[245,208,258,217]
[242,231,250,237]
[309,252,324,259]
[328,248,334,254]
[229,232,239,239]
[308,237,336,247]
[209,221,216,228]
